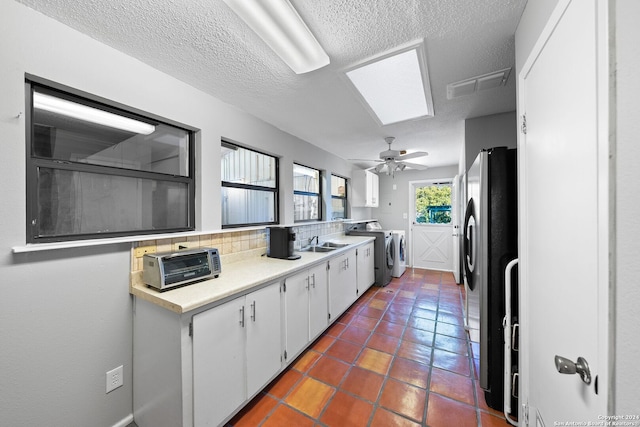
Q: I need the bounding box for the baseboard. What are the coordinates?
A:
[112,414,134,427]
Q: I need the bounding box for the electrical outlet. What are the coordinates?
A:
[134,246,157,258]
[172,241,192,251]
[106,365,123,393]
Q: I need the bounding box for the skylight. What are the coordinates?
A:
[345,47,433,125]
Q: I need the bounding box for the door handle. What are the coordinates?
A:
[554,355,591,385]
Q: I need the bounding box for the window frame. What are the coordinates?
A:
[25,77,196,243]
[293,163,323,223]
[220,139,279,229]
[330,174,348,220]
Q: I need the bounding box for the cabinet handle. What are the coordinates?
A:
[239,306,245,327]
[310,273,316,288]
[346,258,350,269]
[250,301,256,322]
[305,277,310,290]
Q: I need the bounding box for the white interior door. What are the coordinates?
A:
[451,175,461,282]
[519,0,610,423]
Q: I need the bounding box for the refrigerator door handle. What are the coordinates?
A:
[463,198,476,290]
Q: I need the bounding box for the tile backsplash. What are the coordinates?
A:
[130,221,346,274]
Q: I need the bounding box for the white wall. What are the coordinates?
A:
[463,111,517,173]
[516,0,640,415]
[0,2,354,426]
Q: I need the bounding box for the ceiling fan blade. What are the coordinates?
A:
[348,158,384,163]
[397,151,428,161]
[400,161,428,170]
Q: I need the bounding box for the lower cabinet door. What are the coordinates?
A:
[357,242,375,293]
[329,253,354,319]
[284,271,310,362]
[246,282,282,398]
[193,297,246,427]
[309,263,328,339]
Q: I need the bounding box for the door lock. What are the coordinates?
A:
[554,355,591,385]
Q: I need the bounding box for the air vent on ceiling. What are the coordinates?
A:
[447,67,512,99]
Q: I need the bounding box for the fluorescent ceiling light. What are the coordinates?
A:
[223,0,330,74]
[33,92,155,135]
[346,47,433,125]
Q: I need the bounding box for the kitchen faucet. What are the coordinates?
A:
[309,235,319,246]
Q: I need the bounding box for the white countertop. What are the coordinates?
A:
[130,235,374,314]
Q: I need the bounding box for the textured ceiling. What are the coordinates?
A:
[15,0,526,169]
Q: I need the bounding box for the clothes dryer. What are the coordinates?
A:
[391,230,406,277]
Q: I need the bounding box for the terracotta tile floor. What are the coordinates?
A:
[227,268,513,427]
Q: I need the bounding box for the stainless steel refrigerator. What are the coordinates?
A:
[463,147,518,415]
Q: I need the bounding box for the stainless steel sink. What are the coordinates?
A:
[300,245,336,253]
[319,242,350,248]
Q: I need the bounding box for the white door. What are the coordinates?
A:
[193,297,246,427]
[284,271,311,361]
[308,262,329,340]
[409,181,454,271]
[519,0,609,423]
[246,283,282,398]
[328,250,357,320]
[451,174,461,282]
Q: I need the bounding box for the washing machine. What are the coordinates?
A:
[346,221,394,286]
[391,230,406,277]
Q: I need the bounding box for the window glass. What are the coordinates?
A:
[415,183,452,224]
[33,92,189,176]
[27,81,194,242]
[221,141,278,227]
[35,168,189,237]
[293,164,321,222]
[331,175,347,220]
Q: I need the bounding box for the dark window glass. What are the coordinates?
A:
[293,164,321,222]
[221,141,278,227]
[331,175,347,220]
[27,81,195,242]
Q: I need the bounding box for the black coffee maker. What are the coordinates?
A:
[266,226,301,260]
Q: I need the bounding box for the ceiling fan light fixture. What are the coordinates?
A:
[223,0,330,74]
[374,163,385,173]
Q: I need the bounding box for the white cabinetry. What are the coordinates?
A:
[357,241,375,294]
[351,170,379,207]
[192,282,281,427]
[328,248,358,321]
[132,239,375,427]
[284,262,328,362]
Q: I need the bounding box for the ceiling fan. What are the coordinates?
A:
[351,137,428,176]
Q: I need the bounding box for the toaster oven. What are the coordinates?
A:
[143,248,221,291]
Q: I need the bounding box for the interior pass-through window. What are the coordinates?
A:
[26,79,195,243]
